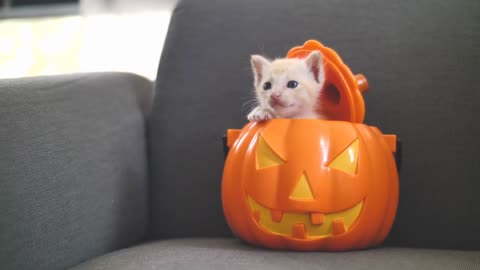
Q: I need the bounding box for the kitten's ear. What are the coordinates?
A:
[304,51,324,84]
[251,55,271,87]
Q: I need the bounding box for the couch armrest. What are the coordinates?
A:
[0,72,153,270]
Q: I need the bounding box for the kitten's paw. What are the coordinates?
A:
[248,107,273,122]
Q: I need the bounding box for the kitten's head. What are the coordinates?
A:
[251,51,325,119]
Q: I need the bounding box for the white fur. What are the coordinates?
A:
[247,51,326,122]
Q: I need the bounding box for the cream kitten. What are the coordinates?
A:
[247,51,327,121]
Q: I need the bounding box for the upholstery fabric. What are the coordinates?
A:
[70,238,480,270]
[0,72,153,270]
[149,0,480,249]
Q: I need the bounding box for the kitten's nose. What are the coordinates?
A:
[270,95,281,103]
[271,92,281,99]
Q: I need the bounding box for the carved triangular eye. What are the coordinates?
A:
[328,139,359,174]
[256,136,284,169]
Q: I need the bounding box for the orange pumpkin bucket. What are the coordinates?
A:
[222,40,399,251]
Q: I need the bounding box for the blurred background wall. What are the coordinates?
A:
[0,0,176,80]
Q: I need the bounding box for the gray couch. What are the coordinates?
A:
[1,0,479,269]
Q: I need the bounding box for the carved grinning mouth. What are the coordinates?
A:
[248,196,364,239]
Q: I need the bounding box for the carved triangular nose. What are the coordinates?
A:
[289,173,314,200]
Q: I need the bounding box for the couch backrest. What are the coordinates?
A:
[148,0,480,249]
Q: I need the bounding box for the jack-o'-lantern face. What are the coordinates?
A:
[249,131,363,239]
[222,119,398,251]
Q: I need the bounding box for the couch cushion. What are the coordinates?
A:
[70,238,480,270]
[0,72,152,270]
[149,0,480,249]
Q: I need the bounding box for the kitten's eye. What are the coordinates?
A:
[287,80,298,89]
[263,82,272,91]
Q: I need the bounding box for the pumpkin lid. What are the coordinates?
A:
[286,40,367,123]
